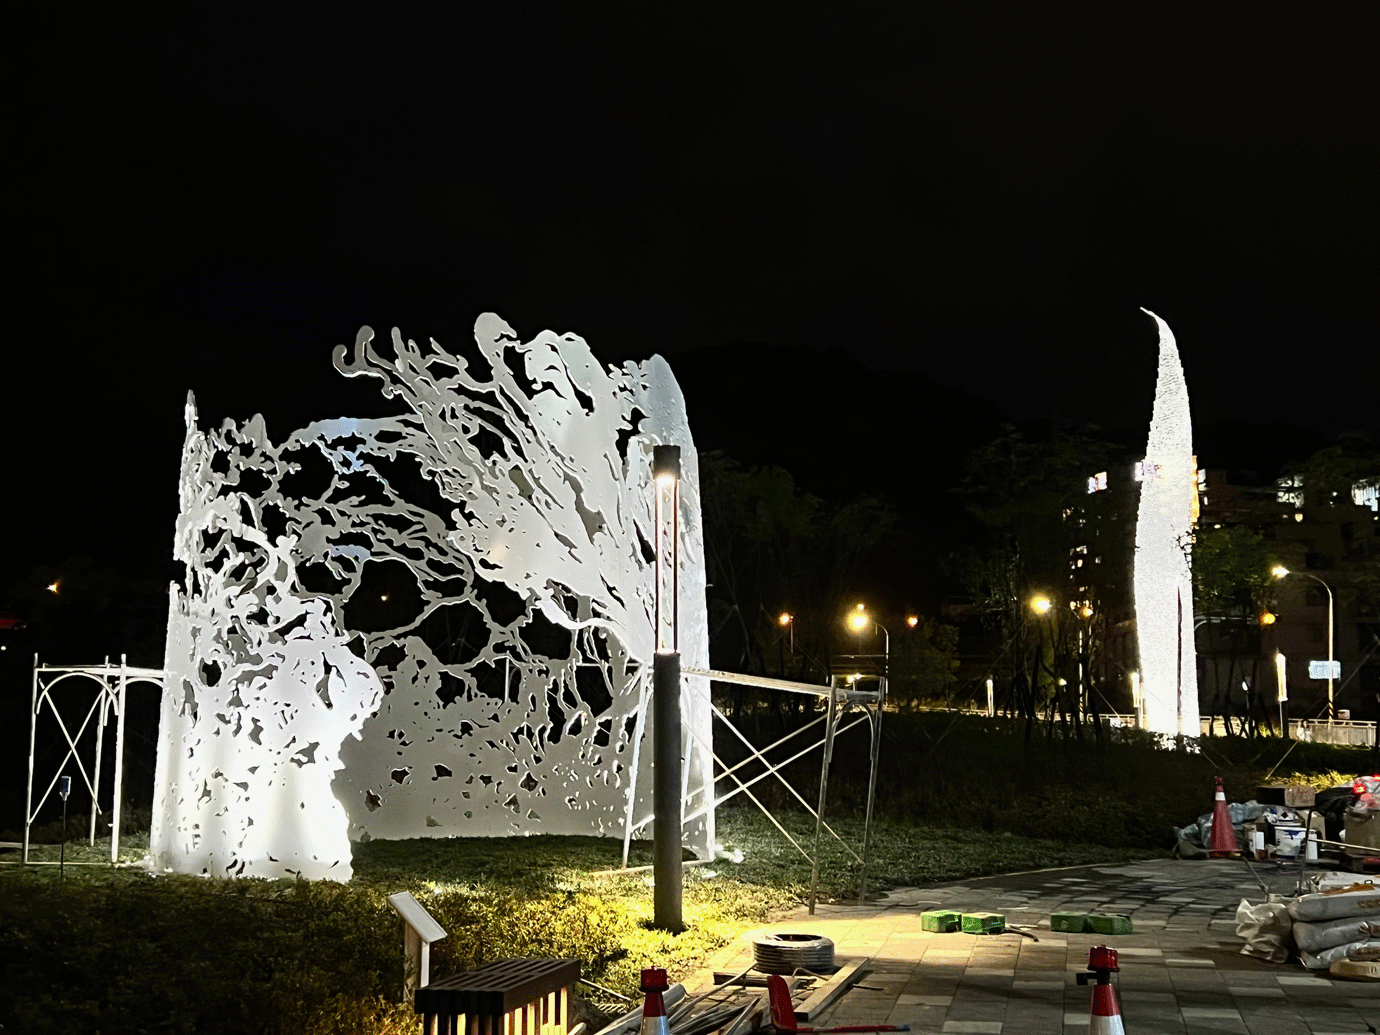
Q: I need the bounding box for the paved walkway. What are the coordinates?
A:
[691,859,1379,1035]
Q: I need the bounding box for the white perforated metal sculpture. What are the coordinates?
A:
[1132,309,1200,737]
[149,315,712,879]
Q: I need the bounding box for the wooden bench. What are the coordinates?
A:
[415,958,580,1035]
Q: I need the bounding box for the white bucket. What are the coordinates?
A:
[1276,825,1307,858]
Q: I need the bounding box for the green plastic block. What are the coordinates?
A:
[1087,913,1133,935]
[921,910,962,933]
[1050,912,1089,933]
[960,911,1006,934]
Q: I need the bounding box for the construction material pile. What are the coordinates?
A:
[1236,875,1380,978]
[1290,880,1380,970]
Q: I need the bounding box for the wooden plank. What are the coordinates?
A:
[794,957,870,1021]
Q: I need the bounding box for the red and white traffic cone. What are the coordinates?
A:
[639,968,671,1035]
[1076,946,1124,1035]
[1209,776,1239,858]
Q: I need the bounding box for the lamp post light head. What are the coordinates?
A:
[652,444,681,483]
[848,610,870,633]
[1271,565,1290,579]
[1030,595,1052,615]
[778,612,793,627]
[1260,611,1276,626]
[906,615,918,628]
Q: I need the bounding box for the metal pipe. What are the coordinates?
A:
[111,657,129,863]
[24,655,38,865]
[809,677,840,914]
[90,670,109,846]
[653,651,683,931]
[858,674,887,904]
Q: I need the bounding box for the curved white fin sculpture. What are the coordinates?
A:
[150,315,712,880]
[1133,308,1200,737]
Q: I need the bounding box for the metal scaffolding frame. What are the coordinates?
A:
[673,667,887,914]
[23,656,165,865]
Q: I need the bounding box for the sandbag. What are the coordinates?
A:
[1300,938,1380,970]
[1287,887,1380,922]
[1236,898,1292,963]
[1293,915,1380,952]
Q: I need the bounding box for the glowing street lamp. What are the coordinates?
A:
[1030,595,1052,615]
[1272,565,1335,721]
[845,604,889,674]
[906,615,919,628]
[839,605,888,905]
[848,603,869,633]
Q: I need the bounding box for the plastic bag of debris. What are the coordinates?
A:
[1236,897,1292,964]
[1176,801,1268,849]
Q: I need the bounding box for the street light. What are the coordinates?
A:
[840,605,888,904]
[777,612,794,673]
[846,605,889,671]
[1272,565,1335,722]
[651,444,682,931]
[1030,595,1052,615]
[778,612,793,650]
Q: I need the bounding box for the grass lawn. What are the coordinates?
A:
[7,720,1369,1033]
[1,808,1160,1035]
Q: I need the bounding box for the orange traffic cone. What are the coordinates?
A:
[639,968,671,1035]
[1209,776,1239,858]
[1075,946,1125,1035]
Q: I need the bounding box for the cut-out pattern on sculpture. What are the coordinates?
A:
[1133,309,1200,736]
[150,314,711,880]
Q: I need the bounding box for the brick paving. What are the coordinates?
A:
[689,859,1379,1034]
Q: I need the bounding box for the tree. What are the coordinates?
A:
[888,618,960,709]
[952,424,1121,738]
[1190,525,1278,735]
[698,452,898,719]
[1285,430,1380,510]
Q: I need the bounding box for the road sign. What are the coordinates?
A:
[1308,660,1341,680]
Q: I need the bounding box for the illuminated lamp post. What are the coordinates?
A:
[1274,650,1288,737]
[778,612,793,675]
[1272,565,1335,722]
[842,605,887,901]
[652,445,682,931]
[847,604,889,671]
[1029,595,1053,700]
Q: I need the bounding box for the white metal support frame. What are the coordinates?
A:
[676,666,886,914]
[23,656,164,865]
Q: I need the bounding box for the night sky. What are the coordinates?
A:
[5,6,1376,592]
